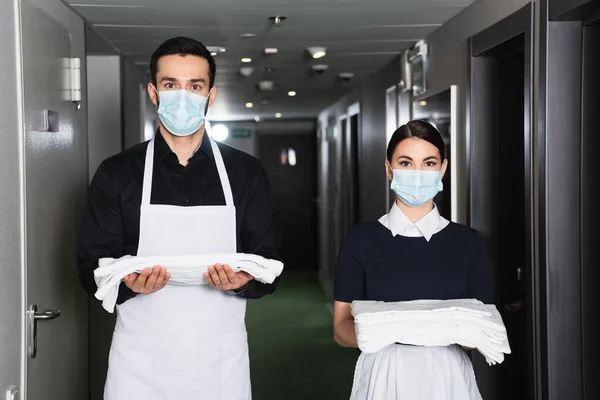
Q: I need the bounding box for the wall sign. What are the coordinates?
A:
[230,127,253,138]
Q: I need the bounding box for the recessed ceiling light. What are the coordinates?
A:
[240,33,255,38]
[257,81,275,92]
[241,58,252,63]
[288,91,297,97]
[246,102,254,108]
[207,46,226,55]
[264,48,278,55]
[239,67,254,77]
[307,47,327,59]
[275,113,282,118]
[269,16,287,27]
[420,100,427,106]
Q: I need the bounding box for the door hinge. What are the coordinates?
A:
[5,386,18,400]
[60,57,81,103]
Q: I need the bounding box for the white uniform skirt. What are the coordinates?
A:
[350,344,482,400]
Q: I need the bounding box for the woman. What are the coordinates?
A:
[333,120,491,400]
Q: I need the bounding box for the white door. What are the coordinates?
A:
[21,2,89,399]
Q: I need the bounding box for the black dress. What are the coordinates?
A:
[334,221,491,304]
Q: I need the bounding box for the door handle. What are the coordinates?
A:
[27,304,61,359]
[504,300,524,313]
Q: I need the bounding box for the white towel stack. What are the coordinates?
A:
[351,299,511,365]
[94,254,284,313]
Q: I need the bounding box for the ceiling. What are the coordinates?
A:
[70,0,477,121]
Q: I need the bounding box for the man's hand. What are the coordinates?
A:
[204,264,253,291]
[123,266,170,295]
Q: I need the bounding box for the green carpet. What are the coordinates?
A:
[246,271,358,400]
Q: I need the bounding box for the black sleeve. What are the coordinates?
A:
[238,162,282,299]
[76,161,136,305]
[467,232,493,304]
[334,228,365,303]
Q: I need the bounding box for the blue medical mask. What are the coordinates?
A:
[156,89,209,136]
[390,169,443,207]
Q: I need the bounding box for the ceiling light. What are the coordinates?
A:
[207,46,226,56]
[288,91,297,97]
[210,124,229,142]
[269,16,287,27]
[257,81,275,92]
[241,58,252,63]
[264,48,278,55]
[239,67,254,77]
[275,113,282,118]
[307,47,327,59]
[311,64,329,74]
[338,72,355,82]
[246,102,254,108]
[240,33,255,38]
[420,100,427,106]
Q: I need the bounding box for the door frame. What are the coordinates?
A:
[467,3,541,399]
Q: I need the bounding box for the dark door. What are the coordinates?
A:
[495,47,527,399]
[259,133,318,270]
[339,115,360,240]
[469,5,536,399]
[581,22,600,400]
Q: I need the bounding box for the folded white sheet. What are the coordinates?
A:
[94,253,284,313]
[351,299,511,365]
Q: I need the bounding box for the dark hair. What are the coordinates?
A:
[386,120,446,162]
[150,37,216,89]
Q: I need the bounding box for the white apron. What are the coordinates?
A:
[104,136,251,400]
[351,344,482,400]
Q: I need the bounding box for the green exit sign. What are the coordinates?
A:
[231,128,253,138]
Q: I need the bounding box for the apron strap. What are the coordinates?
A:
[141,136,234,207]
[209,136,234,207]
[141,138,155,207]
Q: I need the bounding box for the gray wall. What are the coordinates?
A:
[0,0,24,393]
[86,53,122,400]
[123,59,152,149]
[85,25,118,56]
[87,55,122,180]
[549,0,596,18]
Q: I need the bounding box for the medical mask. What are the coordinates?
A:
[156,89,209,136]
[390,169,443,207]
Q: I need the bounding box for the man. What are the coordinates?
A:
[76,37,281,399]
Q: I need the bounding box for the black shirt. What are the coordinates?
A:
[76,132,281,304]
[334,222,491,304]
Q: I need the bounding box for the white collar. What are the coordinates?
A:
[378,203,449,241]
